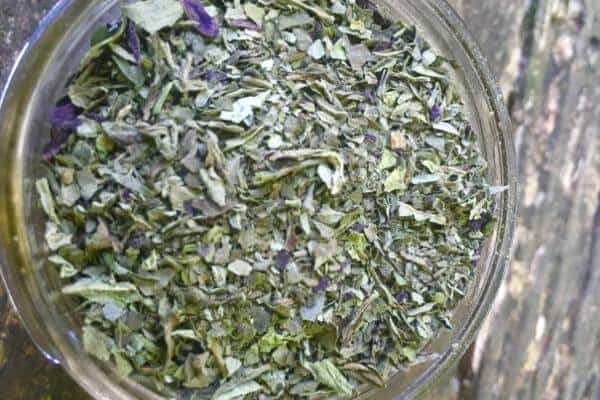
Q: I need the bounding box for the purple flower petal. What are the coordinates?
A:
[430,105,441,121]
[275,250,292,270]
[351,223,366,233]
[203,70,228,82]
[83,111,107,122]
[127,233,146,249]
[50,103,81,129]
[126,20,142,65]
[310,21,322,40]
[364,134,377,144]
[395,291,408,303]
[181,0,220,38]
[122,189,133,202]
[314,277,330,292]
[184,199,199,216]
[364,87,375,103]
[373,41,392,52]
[42,127,73,161]
[356,0,377,10]
[228,18,260,31]
[468,218,484,231]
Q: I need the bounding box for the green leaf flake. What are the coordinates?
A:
[384,167,407,193]
[122,0,184,34]
[36,178,59,223]
[62,279,140,304]
[82,326,111,362]
[227,259,253,276]
[304,359,354,397]
[211,380,263,400]
[378,149,397,170]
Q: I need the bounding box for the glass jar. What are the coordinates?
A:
[0,0,517,399]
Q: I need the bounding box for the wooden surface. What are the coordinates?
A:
[0,0,598,399]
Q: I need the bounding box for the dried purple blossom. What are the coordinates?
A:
[356,0,377,10]
[364,134,377,144]
[364,87,376,103]
[50,103,81,129]
[468,218,485,232]
[42,127,73,161]
[395,291,408,303]
[275,250,292,270]
[83,111,106,122]
[310,21,322,40]
[430,105,442,121]
[183,200,199,216]
[373,41,392,52]
[373,11,391,28]
[106,19,121,33]
[181,0,219,38]
[127,233,147,249]
[126,20,142,64]
[122,189,133,202]
[228,19,260,31]
[314,277,330,292]
[203,70,228,82]
[351,223,366,233]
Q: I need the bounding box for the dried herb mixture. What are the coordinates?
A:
[36,0,504,398]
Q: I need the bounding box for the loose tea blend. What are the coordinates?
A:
[37,0,504,398]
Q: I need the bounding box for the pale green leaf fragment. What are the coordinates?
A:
[141,250,160,271]
[109,43,137,64]
[331,0,346,14]
[304,359,354,397]
[432,121,460,135]
[378,149,397,170]
[153,81,175,114]
[122,0,184,34]
[348,44,371,71]
[83,326,111,362]
[44,222,72,251]
[278,12,312,30]
[212,266,228,287]
[49,255,78,278]
[80,22,125,66]
[220,91,270,124]
[330,38,347,60]
[307,39,325,60]
[199,168,227,207]
[171,329,202,341]
[411,174,440,185]
[97,167,151,198]
[422,50,437,66]
[384,167,406,193]
[101,121,140,145]
[425,135,445,151]
[211,380,263,400]
[113,351,133,377]
[258,328,304,353]
[227,259,253,276]
[407,302,436,316]
[397,202,447,225]
[58,184,81,207]
[36,178,59,223]
[300,292,325,321]
[62,278,140,304]
[244,3,265,25]
[317,164,335,192]
[112,56,145,87]
[489,185,509,195]
[224,357,242,377]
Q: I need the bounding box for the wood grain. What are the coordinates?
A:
[446,0,600,399]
